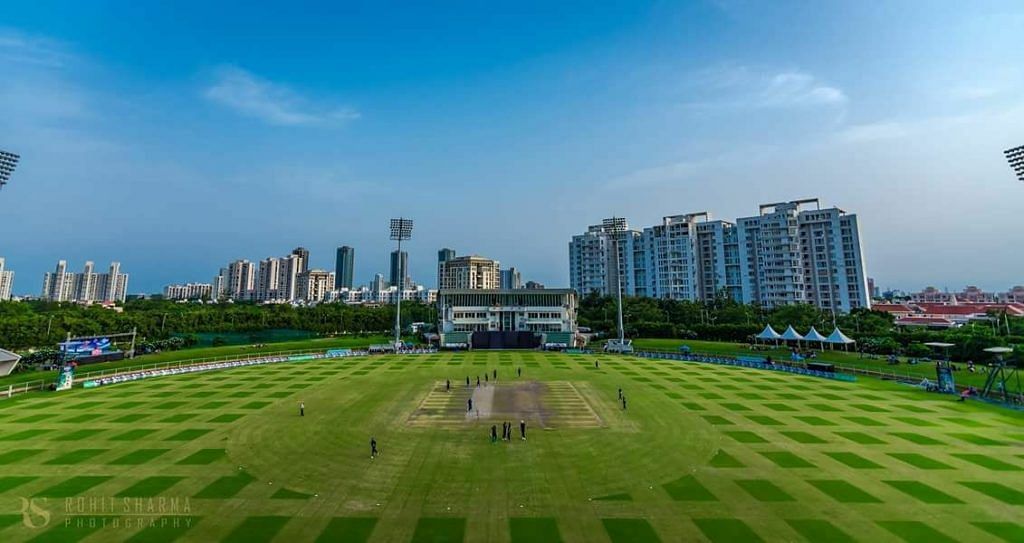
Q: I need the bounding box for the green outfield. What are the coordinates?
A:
[0,351,1021,543]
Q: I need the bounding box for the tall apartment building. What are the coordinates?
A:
[390,250,409,289]
[335,246,355,289]
[439,255,501,290]
[0,150,19,191]
[292,247,310,273]
[212,268,228,299]
[437,248,456,288]
[500,267,522,289]
[255,254,304,303]
[42,260,128,303]
[225,259,256,300]
[296,270,335,302]
[569,221,644,298]
[0,258,14,300]
[164,283,213,300]
[569,199,869,312]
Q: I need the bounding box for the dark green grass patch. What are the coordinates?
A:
[14,413,51,423]
[725,431,767,443]
[785,519,854,543]
[111,401,147,410]
[889,432,944,445]
[841,416,885,427]
[510,517,563,543]
[887,453,954,470]
[883,480,962,504]
[698,391,724,400]
[762,402,797,412]
[736,479,794,502]
[958,481,1024,505]
[315,517,379,543]
[970,522,1024,543]
[115,476,185,497]
[0,429,52,441]
[893,403,934,414]
[159,413,199,423]
[824,452,883,469]
[165,429,212,441]
[662,475,717,501]
[780,431,827,444]
[222,515,290,543]
[948,433,1004,446]
[411,517,467,543]
[271,486,313,499]
[951,453,1020,471]
[0,448,46,464]
[54,429,104,441]
[63,413,96,423]
[709,449,745,468]
[759,451,815,468]
[111,429,158,441]
[835,431,886,445]
[124,517,201,543]
[701,415,733,425]
[745,415,783,426]
[228,391,255,398]
[807,480,882,503]
[891,416,936,426]
[693,518,764,543]
[680,402,706,411]
[241,400,272,409]
[109,448,170,465]
[268,391,292,398]
[176,448,227,465]
[794,415,836,426]
[193,471,255,499]
[45,448,109,465]
[592,492,632,501]
[807,403,841,412]
[0,514,18,529]
[720,402,750,411]
[197,401,229,409]
[851,403,888,413]
[188,390,218,398]
[601,518,661,543]
[209,413,245,423]
[0,475,38,492]
[156,401,188,409]
[942,417,990,428]
[876,521,957,543]
[111,413,150,423]
[36,476,113,497]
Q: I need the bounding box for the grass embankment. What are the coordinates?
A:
[0,335,395,390]
[627,338,992,388]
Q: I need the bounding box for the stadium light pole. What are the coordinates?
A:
[390,217,413,349]
[0,150,20,192]
[603,217,627,348]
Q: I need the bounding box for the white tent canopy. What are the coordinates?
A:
[804,326,828,342]
[825,327,855,345]
[0,348,21,377]
[780,325,805,341]
[755,325,782,340]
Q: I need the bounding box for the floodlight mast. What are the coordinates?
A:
[389,218,413,349]
[603,217,627,346]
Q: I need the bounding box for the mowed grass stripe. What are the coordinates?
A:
[315,517,378,543]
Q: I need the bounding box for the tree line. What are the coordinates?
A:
[0,299,436,351]
[578,292,1023,363]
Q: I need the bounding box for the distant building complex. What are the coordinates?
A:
[42,260,129,303]
[437,288,577,348]
[569,198,870,313]
[438,254,501,290]
[164,283,213,300]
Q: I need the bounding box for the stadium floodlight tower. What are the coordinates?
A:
[602,216,633,354]
[1005,145,1024,183]
[0,150,20,191]
[389,217,413,350]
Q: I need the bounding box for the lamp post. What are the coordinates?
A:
[602,217,631,353]
[389,218,413,350]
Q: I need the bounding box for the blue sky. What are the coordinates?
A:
[2,0,1023,295]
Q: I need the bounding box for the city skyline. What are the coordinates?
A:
[2,2,1023,293]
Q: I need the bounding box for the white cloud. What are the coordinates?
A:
[0,29,68,68]
[685,65,847,110]
[204,66,360,127]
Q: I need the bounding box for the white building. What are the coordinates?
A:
[0,258,14,300]
[439,254,501,290]
[569,199,870,312]
[42,260,128,303]
[437,288,578,347]
[164,283,213,300]
[328,284,437,305]
[225,259,256,300]
[296,270,335,302]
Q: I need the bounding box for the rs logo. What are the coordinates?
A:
[19,497,50,529]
